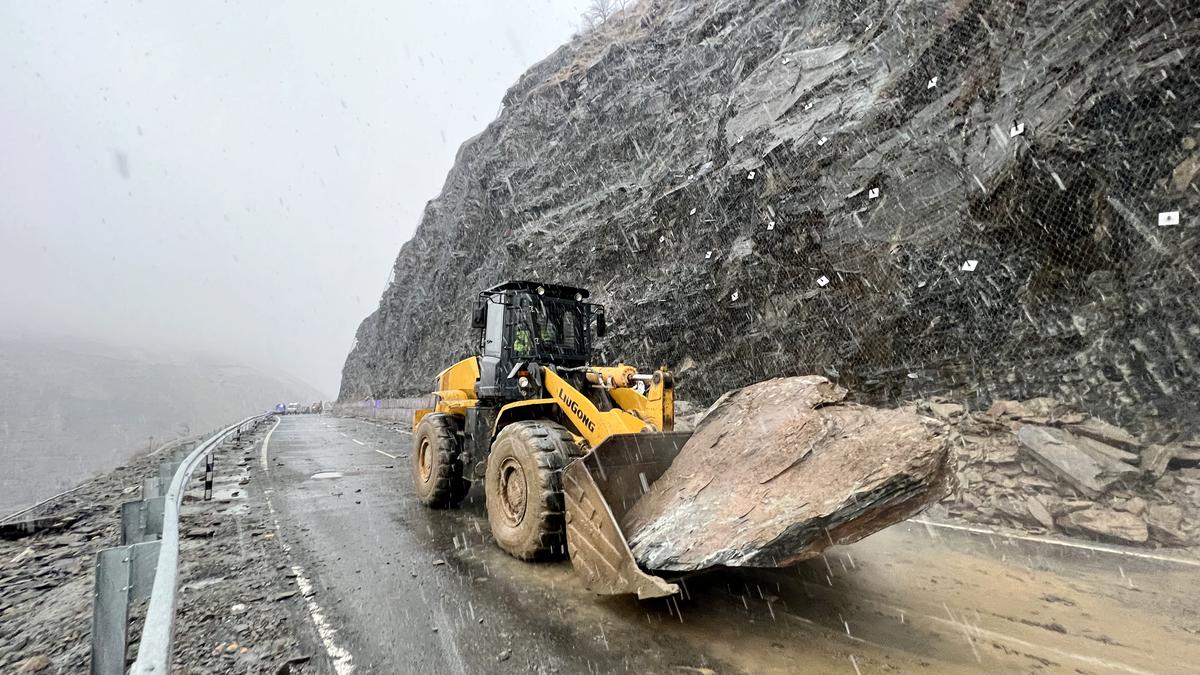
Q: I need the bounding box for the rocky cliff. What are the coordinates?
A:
[340,0,1199,439]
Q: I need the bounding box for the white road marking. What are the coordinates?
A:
[260,417,281,472]
[429,595,468,675]
[352,438,365,446]
[911,518,1200,567]
[374,449,397,459]
[260,418,356,674]
[293,565,356,675]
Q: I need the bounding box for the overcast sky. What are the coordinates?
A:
[0,1,591,396]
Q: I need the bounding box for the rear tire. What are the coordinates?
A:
[485,421,576,560]
[413,413,469,508]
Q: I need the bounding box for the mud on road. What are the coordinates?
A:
[268,415,1200,675]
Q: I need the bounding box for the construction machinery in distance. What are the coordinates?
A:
[411,281,950,598]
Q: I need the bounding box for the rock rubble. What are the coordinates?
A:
[926,397,1200,548]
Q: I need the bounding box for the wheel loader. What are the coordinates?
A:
[412,280,690,597]
[411,281,952,599]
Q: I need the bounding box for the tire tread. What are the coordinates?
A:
[413,414,469,508]
[487,420,578,560]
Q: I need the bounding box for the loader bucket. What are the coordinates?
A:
[562,431,692,599]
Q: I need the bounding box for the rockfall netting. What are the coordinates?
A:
[341,0,1199,442]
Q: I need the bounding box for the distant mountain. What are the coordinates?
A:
[0,338,324,514]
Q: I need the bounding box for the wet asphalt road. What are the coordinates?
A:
[264,415,1200,674]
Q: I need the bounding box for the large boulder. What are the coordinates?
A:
[621,376,953,571]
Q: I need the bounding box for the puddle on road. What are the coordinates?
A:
[310,471,344,479]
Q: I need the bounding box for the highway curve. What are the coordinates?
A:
[263,414,1200,674]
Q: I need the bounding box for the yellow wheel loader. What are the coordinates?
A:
[412,280,690,597]
[411,281,952,599]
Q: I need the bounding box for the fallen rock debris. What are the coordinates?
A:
[1015,426,1137,498]
[1059,506,1149,546]
[15,654,51,672]
[926,396,1200,548]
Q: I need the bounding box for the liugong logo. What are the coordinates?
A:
[558,389,596,433]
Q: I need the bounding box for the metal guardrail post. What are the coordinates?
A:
[203,452,215,501]
[156,462,174,489]
[90,540,161,674]
[142,477,164,499]
[120,497,166,545]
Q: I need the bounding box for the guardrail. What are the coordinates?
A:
[89,413,271,675]
[331,397,431,424]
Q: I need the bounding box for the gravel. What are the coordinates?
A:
[0,420,325,674]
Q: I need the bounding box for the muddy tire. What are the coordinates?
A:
[412,413,469,508]
[485,421,576,560]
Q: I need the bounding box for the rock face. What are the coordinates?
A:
[340,0,1200,441]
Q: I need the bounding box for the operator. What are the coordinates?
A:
[514,325,533,355]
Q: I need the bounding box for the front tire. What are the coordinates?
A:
[412,413,469,508]
[485,421,576,560]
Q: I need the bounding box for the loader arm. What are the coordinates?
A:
[537,367,692,598]
[607,368,674,432]
[542,368,646,447]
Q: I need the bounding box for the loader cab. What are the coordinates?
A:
[473,281,605,401]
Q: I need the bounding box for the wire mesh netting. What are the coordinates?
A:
[343,0,1198,443]
[584,0,1200,442]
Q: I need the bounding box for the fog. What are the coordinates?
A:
[0,1,592,396]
